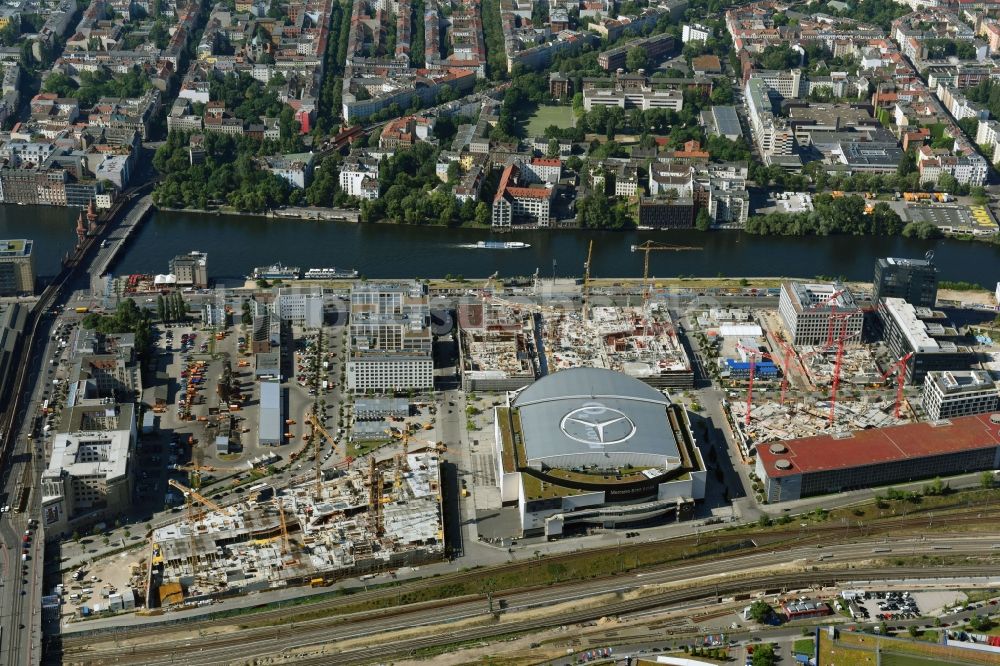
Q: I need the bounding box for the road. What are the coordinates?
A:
[53,535,1000,664]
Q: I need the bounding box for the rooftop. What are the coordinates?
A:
[0,239,32,259]
[925,370,998,395]
[511,367,681,466]
[758,412,1000,478]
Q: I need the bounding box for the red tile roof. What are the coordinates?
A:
[758,413,1000,478]
[531,157,561,167]
[507,186,553,199]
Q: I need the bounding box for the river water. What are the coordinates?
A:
[3,206,1000,285]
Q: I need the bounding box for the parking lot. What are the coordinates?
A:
[843,589,969,622]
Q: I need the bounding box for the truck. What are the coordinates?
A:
[74,307,89,314]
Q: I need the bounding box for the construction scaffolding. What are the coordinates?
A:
[544,305,694,388]
[149,452,444,605]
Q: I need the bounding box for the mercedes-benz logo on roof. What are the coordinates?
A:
[560,402,636,449]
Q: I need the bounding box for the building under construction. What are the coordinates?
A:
[147,452,444,607]
[544,305,694,389]
[727,396,912,460]
[458,301,540,391]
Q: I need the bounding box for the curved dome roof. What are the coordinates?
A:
[511,368,679,469]
[514,367,668,408]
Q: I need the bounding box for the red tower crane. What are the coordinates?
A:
[881,352,914,419]
[771,334,796,406]
[735,343,784,426]
[824,301,883,427]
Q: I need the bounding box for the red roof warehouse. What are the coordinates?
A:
[755,413,1000,502]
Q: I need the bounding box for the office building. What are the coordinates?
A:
[874,256,938,307]
[273,287,324,327]
[169,251,208,288]
[347,282,433,392]
[921,370,1000,421]
[0,239,34,295]
[756,413,1000,503]
[878,297,975,384]
[41,403,136,536]
[778,281,863,347]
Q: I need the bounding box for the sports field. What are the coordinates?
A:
[524,105,575,136]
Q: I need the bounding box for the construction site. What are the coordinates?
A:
[458,300,540,392]
[147,450,444,608]
[691,292,920,461]
[544,304,694,388]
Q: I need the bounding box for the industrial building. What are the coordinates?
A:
[755,413,1000,503]
[150,452,444,605]
[878,297,974,384]
[493,368,706,538]
[458,301,539,391]
[545,305,694,388]
[347,282,433,392]
[778,281,863,347]
[0,238,34,295]
[258,379,283,446]
[168,251,208,288]
[922,370,1000,421]
[874,256,938,307]
[41,402,136,537]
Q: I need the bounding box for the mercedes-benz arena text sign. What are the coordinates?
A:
[559,402,637,449]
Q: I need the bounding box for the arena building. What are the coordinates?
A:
[493,367,707,538]
[756,413,1000,503]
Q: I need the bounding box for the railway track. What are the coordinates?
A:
[58,566,1000,665]
[52,505,1000,653]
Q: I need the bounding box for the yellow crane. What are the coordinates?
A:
[630,241,702,307]
[308,412,337,499]
[276,498,292,557]
[173,463,216,489]
[368,456,384,536]
[167,479,223,576]
[482,271,499,303]
[582,240,594,320]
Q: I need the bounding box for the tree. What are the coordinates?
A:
[969,615,994,632]
[908,625,920,637]
[748,601,773,623]
[938,172,960,195]
[695,208,712,231]
[896,149,916,177]
[751,643,776,666]
[446,161,462,184]
[981,470,996,489]
[156,294,167,322]
[626,46,649,72]
[547,138,560,157]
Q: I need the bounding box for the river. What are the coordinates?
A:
[3,206,1000,286]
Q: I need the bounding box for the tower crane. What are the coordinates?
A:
[308,411,337,499]
[368,456,384,536]
[167,479,223,575]
[824,300,882,427]
[582,240,594,320]
[276,497,292,557]
[734,343,783,427]
[630,241,701,308]
[880,352,914,419]
[482,271,499,303]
